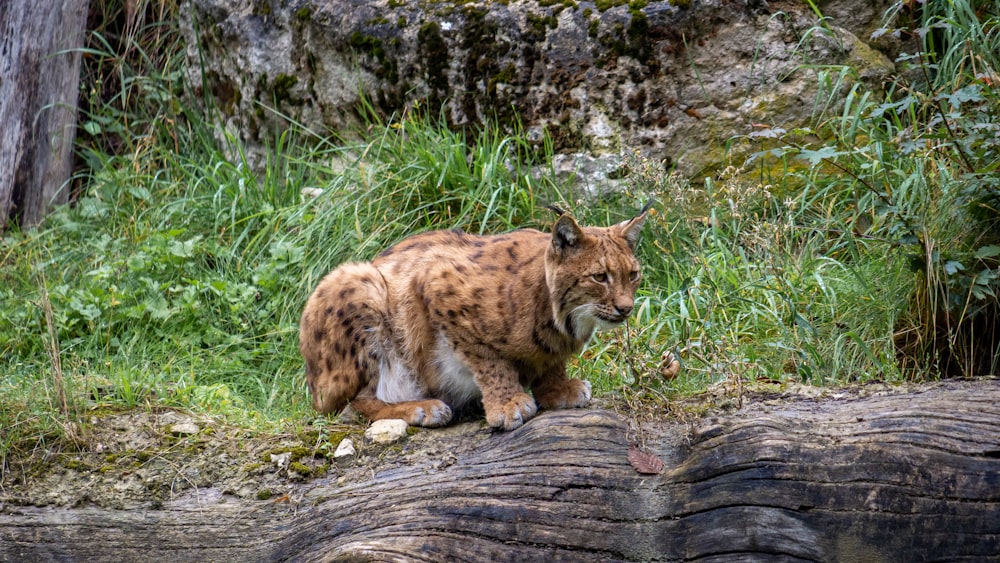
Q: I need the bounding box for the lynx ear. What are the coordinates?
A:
[618,200,654,251]
[552,214,585,253]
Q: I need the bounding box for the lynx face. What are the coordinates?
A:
[299,205,651,431]
[545,213,644,342]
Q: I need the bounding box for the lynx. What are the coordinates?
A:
[299,204,651,431]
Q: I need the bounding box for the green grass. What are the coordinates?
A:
[2,0,999,477]
[577,161,910,398]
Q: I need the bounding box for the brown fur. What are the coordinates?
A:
[299,209,649,430]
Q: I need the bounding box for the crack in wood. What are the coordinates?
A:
[3,380,1000,561]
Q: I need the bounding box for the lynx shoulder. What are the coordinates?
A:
[299,206,650,431]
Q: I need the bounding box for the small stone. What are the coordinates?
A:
[170,422,200,436]
[364,419,409,444]
[270,452,291,470]
[300,187,324,199]
[333,438,356,459]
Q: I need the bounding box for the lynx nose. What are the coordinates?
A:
[614,303,633,317]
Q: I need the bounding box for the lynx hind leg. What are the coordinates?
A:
[300,262,388,414]
[351,395,453,427]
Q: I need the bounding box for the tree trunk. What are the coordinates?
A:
[0,1,88,230]
[2,379,999,561]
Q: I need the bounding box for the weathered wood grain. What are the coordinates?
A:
[2,380,999,561]
[0,0,87,228]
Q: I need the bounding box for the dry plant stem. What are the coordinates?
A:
[40,277,68,417]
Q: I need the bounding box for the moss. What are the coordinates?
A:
[387,0,405,7]
[99,464,115,473]
[595,4,652,65]
[298,429,320,445]
[457,5,520,127]
[487,63,517,96]
[325,431,350,448]
[545,122,582,152]
[668,0,692,7]
[263,445,313,463]
[289,461,312,476]
[594,0,628,12]
[538,0,577,10]
[256,488,273,500]
[418,21,449,108]
[625,8,650,61]
[180,439,209,454]
[268,74,300,106]
[526,13,558,36]
[348,31,384,58]
[243,461,264,472]
[588,17,600,38]
[252,0,272,17]
[348,28,400,84]
[63,458,91,472]
[368,16,390,25]
[396,16,408,27]
[295,6,312,21]
[313,463,330,476]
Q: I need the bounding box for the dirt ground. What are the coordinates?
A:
[0,380,931,511]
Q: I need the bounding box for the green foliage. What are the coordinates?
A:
[4,0,998,480]
[2,1,570,469]
[0,94,568,467]
[580,0,1000,398]
[741,0,1000,377]
[578,160,908,399]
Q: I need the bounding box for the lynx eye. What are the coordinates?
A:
[592,272,609,283]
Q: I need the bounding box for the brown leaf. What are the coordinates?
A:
[628,445,664,475]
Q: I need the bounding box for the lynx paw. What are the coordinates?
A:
[486,393,538,431]
[407,400,453,427]
[565,379,592,408]
[536,379,592,410]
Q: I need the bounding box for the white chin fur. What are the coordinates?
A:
[568,305,622,341]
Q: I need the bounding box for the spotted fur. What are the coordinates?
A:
[299,208,649,430]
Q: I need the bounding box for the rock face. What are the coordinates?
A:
[179,0,893,179]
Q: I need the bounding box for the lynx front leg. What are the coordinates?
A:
[465,354,537,431]
[531,365,592,410]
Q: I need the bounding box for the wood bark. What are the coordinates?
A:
[2,379,999,561]
[0,1,88,229]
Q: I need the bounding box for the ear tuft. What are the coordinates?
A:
[545,203,568,216]
[552,214,584,252]
[618,201,654,251]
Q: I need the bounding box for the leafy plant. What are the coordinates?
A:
[743,0,1000,377]
[4,0,997,486]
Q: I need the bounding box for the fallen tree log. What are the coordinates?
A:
[2,379,999,561]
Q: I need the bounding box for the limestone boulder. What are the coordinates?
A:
[179,0,893,180]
